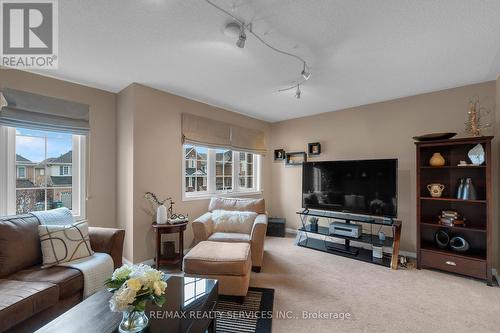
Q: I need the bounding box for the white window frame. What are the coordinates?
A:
[0,126,86,220]
[17,166,26,179]
[182,145,262,201]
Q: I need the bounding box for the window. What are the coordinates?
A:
[0,126,86,219]
[183,144,261,199]
[17,166,26,179]
[60,165,70,175]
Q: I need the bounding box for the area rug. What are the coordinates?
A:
[216,287,274,333]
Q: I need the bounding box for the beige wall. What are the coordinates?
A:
[0,70,117,228]
[116,85,135,260]
[117,83,271,263]
[269,82,496,253]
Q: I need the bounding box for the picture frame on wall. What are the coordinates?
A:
[274,149,286,161]
[285,152,307,165]
[308,142,321,156]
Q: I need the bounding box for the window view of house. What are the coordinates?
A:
[184,145,259,196]
[15,128,73,214]
[215,149,232,191]
[184,145,208,193]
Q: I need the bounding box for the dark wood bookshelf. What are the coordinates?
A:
[416,136,493,285]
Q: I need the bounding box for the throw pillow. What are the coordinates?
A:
[211,210,257,234]
[39,220,94,268]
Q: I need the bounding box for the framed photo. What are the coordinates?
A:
[308,142,321,156]
[274,149,286,161]
[285,152,307,165]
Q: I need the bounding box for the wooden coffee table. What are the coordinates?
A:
[36,276,218,333]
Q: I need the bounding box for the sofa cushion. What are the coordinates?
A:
[0,279,58,332]
[39,221,94,268]
[8,266,83,299]
[184,241,251,276]
[211,210,257,234]
[208,232,251,243]
[0,214,42,277]
[208,197,266,214]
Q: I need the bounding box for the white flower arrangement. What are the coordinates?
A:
[105,264,167,313]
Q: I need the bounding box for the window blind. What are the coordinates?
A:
[0,88,90,135]
[182,113,266,155]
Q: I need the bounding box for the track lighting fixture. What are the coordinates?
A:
[236,25,246,48]
[295,85,301,99]
[301,62,311,80]
[205,0,312,98]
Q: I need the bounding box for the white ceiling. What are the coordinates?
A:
[34,0,500,122]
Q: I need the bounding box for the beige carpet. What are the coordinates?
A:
[250,235,500,333]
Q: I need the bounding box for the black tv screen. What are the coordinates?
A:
[302,159,397,218]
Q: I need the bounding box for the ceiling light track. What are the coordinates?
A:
[205,0,311,98]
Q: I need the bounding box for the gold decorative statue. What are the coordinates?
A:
[464,97,491,137]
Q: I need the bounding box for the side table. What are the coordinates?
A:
[152,222,188,270]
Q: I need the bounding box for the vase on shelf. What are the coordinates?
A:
[462,178,477,200]
[429,153,445,167]
[456,178,465,199]
[119,309,149,333]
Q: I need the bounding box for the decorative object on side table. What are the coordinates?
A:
[468,143,485,165]
[166,198,189,224]
[412,132,456,141]
[105,264,167,333]
[427,183,445,198]
[307,142,321,156]
[274,149,285,161]
[144,192,171,224]
[429,152,445,166]
[309,217,319,232]
[285,152,307,165]
[464,97,492,137]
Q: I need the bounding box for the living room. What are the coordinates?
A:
[0,1,500,333]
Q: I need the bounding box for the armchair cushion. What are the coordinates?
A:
[212,210,257,234]
[208,232,250,243]
[208,197,265,214]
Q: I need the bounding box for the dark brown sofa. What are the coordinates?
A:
[0,214,125,333]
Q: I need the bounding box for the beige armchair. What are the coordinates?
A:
[192,197,267,272]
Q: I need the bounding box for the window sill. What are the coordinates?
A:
[182,190,263,202]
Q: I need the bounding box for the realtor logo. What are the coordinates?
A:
[1,0,58,68]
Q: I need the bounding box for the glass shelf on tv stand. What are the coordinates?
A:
[295,209,402,269]
[296,209,395,226]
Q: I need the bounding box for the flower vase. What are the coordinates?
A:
[119,310,149,333]
[156,204,167,224]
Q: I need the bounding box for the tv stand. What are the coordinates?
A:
[296,210,402,269]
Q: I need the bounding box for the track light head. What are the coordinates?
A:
[236,26,246,48]
[301,63,311,80]
[295,85,301,99]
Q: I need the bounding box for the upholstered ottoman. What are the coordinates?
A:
[183,241,251,297]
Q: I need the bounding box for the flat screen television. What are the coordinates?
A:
[302,159,397,218]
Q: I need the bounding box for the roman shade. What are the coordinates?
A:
[230,124,266,155]
[0,88,90,134]
[182,113,266,155]
[182,113,231,148]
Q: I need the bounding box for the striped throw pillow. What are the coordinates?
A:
[39,221,94,268]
